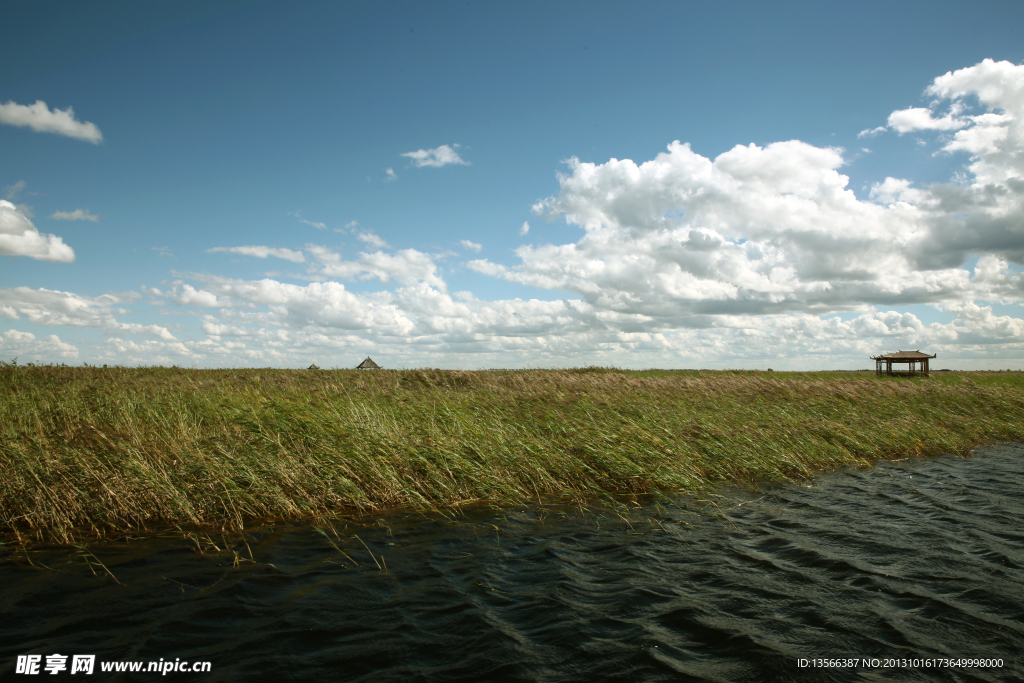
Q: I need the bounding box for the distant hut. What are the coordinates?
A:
[308,363,320,370]
[356,356,382,370]
[870,350,936,378]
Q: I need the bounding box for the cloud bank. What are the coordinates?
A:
[1,287,173,339]
[4,60,1023,369]
[468,59,1024,322]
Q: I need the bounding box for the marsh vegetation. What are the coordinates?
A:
[2,364,1022,543]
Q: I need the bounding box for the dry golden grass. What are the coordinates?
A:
[2,364,1022,543]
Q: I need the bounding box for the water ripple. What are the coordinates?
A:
[2,443,1023,681]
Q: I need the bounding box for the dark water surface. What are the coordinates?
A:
[3,444,1023,682]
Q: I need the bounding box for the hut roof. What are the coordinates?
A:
[308,364,320,370]
[356,357,382,369]
[870,350,936,360]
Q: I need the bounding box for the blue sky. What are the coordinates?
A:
[2,0,1023,369]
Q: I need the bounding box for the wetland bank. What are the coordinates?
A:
[2,364,1023,545]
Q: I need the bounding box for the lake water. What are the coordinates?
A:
[2,443,1022,681]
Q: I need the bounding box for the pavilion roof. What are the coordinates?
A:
[356,356,382,369]
[870,350,936,360]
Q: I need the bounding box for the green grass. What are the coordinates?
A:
[2,364,1022,544]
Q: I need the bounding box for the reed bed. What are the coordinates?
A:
[2,365,1022,543]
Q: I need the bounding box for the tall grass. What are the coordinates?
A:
[2,365,1022,543]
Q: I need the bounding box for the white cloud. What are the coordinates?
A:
[306,245,447,290]
[385,168,398,181]
[0,287,174,339]
[467,60,1024,325]
[867,177,928,205]
[332,220,362,234]
[401,144,469,168]
[152,246,174,259]
[887,107,967,134]
[356,232,390,249]
[519,221,530,236]
[3,329,34,343]
[7,60,1024,370]
[113,267,1021,369]
[186,276,417,337]
[0,329,79,360]
[50,208,99,222]
[0,100,102,143]
[164,283,229,308]
[857,126,887,139]
[460,239,483,252]
[0,200,75,262]
[208,245,306,263]
[11,260,1021,368]
[487,140,946,317]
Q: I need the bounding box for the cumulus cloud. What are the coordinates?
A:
[887,107,967,134]
[0,287,174,339]
[11,262,1021,368]
[208,245,306,263]
[464,59,1024,326]
[50,208,99,222]
[483,140,938,318]
[182,276,417,337]
[8,60,1023,370]
[460,239,483,252]
[385,168,398,181]
[163,283,230,308]
[401,144,469,168]
[0,329,79,360]
[0,200,75,262]
[110,58,1021,370]
[91,266,1019,369]
[0,100,102,143]
[306,246,448,290]
[519,221,530,236]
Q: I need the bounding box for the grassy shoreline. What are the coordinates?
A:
[2,365,1023,544]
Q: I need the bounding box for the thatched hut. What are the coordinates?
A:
[307,363,320,370]
[870,350,935,378]
[356,357,382,370]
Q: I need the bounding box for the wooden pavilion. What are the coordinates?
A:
[356,357,382,370]
[870,350,936,378]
